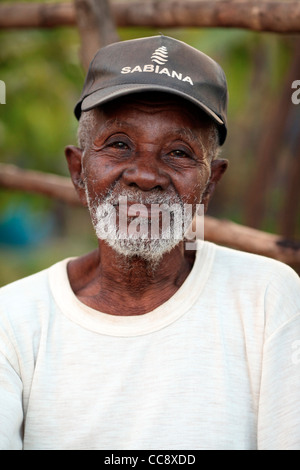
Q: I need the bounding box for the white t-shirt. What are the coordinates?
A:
[0,241,300,450]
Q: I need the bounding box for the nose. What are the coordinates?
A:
[122,154,170,191]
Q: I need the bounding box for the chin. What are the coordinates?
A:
[103,236,182,265]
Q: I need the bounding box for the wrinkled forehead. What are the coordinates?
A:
[86,91,214,129]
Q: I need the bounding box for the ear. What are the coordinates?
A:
[65,145,88,206]
[201,159,228,212]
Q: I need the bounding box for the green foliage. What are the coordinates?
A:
[0,27,83,174]
[0,24,84,240]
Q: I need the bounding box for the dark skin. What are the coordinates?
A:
[65,94,228,316]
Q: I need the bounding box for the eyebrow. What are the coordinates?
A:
[100,120,200,139]
[172,127,202,144]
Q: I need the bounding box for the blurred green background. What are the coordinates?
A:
[1,0,300,286]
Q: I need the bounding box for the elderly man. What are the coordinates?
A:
[0,35,300,451]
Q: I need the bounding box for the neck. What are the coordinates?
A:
[99,240,189,293]
[67,240,195,316]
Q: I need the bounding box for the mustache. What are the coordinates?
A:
[93,180,184,207]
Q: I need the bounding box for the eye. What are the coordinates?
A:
[109,141,129,150]
[169,149,190,158]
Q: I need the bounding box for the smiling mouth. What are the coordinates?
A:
[92,195,203,247]
[116,201,169,219]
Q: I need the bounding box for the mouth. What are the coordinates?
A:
[116,201,168,219]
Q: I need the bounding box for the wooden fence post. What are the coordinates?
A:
[74,0,119,71]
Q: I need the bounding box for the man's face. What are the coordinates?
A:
[68,94,224,262]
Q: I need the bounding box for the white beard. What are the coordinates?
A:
[86,182,201,265]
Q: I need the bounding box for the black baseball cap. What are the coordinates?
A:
[74,35,228,145]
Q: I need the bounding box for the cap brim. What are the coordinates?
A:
[80,84,225,126]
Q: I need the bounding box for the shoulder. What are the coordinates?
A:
[210,243,300,336]
[0,259,70,338]
[0,267,51,312]
[211,242,299,283]
[0,268,52,349]
[0,259,74,379]
[0,267,52,374]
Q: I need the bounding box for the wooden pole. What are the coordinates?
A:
[0,2,300,33]
[202,215,300,267]
[0,163,80,206]
[74,0,119,71]
[244,40,300,229]
[0,2,76,29]
[279,130,300,239]
[0,163,299,267]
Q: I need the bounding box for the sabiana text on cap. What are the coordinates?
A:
[121,64,194,86]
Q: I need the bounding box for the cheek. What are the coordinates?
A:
[176,167,210,205]
[82,155,121,200]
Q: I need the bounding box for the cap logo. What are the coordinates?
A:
[120,45,193,86]
[151,46,168,65]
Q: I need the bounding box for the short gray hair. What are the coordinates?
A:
[77,109,100,151]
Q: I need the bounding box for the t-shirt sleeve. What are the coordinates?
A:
[0,329,23,449]
[258,264,300,450]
